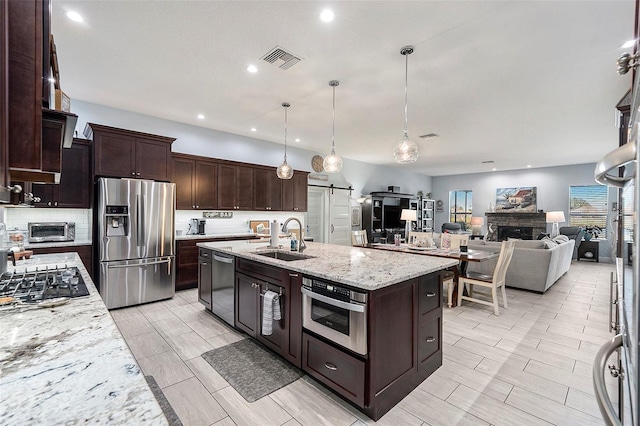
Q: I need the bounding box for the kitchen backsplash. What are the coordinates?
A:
[175,210,305,235]
[3,208,92,241]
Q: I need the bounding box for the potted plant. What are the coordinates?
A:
[583,225,603,241]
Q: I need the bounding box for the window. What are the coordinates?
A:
[449,190,473,227]
[622,184,634,242]
[569,185,608,237]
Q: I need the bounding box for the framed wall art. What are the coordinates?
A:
[495,187,537,212]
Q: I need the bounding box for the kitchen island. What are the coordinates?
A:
[0,253,167,425]
[197,240,458,420]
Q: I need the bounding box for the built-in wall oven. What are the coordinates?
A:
[301,277,368,355]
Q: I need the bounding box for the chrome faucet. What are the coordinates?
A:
[282,217,307,252]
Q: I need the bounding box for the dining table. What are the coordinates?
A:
[368,243,499,306]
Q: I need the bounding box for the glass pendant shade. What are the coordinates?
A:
[324,80,343,173]
[395,45,419,164]
[277,102,294,180]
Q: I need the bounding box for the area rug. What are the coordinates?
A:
[201,339,303,402]
[144,375,183,426]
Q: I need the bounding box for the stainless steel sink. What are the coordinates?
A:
[255,251,315,261]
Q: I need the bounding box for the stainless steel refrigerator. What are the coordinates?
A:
[593,82,639,424]
[97,178,176,309]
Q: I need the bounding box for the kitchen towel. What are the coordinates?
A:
[269,220,279,247]
[261,290,281,336]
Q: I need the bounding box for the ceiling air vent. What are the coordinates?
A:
[261,46,302,70]
[419,133,439,139]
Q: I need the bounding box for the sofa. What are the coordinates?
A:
[466,238,575,293]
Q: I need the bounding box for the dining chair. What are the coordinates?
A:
[351,230,368,246]
[442,271,456,308]
[457,240,515,315]
[449,234,469,250]
[407,231,434,247]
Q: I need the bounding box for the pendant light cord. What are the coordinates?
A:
[403,52,409,138]
[284,104,288,161]
[332,84,336,153]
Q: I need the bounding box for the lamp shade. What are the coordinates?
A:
[400,209,417,221]
[470,216,484,226]
[546,211,566,223]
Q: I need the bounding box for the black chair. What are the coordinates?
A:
[442,222,462,233]
[559,226,584,259]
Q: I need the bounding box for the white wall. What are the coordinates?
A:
[71,100,432,199]
[431,163,618,261]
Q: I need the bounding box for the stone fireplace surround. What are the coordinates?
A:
[485,212,547,241]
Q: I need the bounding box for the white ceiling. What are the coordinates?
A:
[51,1,634,176]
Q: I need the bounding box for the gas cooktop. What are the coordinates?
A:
[0,266,89,304]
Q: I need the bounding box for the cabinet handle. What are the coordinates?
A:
[47,201,52,206]
[251,283,259,288]
[131,172,135,176]
[324,362,337,371]
[193,205,195,208]
[136,172,141,176]
[426,292,436,297]
[202,253,209,257]
[54,201,58,207]
[196,205,199,208]
[289,273,299,277]
[426,337,436,343]
[201,262,208,266]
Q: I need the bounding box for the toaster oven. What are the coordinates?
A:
[28,222,76,243]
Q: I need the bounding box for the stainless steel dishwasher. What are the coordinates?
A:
[211,253,235,326]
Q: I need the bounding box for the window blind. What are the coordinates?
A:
[569,185,608,237]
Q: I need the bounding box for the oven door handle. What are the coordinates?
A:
[301,287,366,313]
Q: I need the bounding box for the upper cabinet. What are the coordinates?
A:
[282,172,309,212]
[85,123,175,182]
[6,0,77,184]
[254,167,282,211]
[0,0,9,203]
[172,154,218,210]
[218,162,254,210]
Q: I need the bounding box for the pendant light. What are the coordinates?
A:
[323,80,343,173]
[276,102,294,180]
[394,45,419,164]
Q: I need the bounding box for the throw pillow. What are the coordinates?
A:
[541,236,558,248]
[553,235,570,244]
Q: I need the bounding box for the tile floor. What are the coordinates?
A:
[112,260,616,425]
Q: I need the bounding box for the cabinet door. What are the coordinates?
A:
[235,273,259,337]
[176,243,199,290]
[256,281,288,354]
[254,168,282,211]
[198,254,212,309]
[235,166,254,210]
[292,172,308,212]
[173,156,195,210]
[135,137,171,181]
[195,160,218,209]
[94,131,135,178]
[58,141,91,208]
[0,0,8,202]
[31,183,56,207]
[217,164,236,209]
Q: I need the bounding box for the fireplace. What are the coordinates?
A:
[498,226,533,241]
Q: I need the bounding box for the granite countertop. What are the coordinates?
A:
[197,240,458,291]
[24,239,93,249]
[176,232,258,241]
[0,253,167,425]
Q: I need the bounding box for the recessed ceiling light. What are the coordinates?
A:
[197,114,205,120]
[66,11,83,22]
[526,164,532,168]
[621,39,636,49]
[320,9,334,22]
[250,128,257,132]
[294,138,301,142]
[492,168,497,171]
[246,65,258,73]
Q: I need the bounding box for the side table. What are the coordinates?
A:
[578,240,599,262]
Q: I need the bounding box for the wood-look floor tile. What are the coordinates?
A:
[109,306,142,322]
[186,356,229,393]
[207,330,246,349]
[446,384,551,426]
[495,338,575,371]
[505,385,602,425]
[269,379,357,425]
[163,377,228,426]
[434,359,513,402]
[344,405,423,426]
[281,419,302,426]
[139,303,177,323]
[125,330,173,360]
[161,294,192,309]
[444,322,502,347]
[114,315,155,338]
[187,316,232,339]
[453,338,529,370]
[536,340,597,365]
[165,331,213,361]
[565,387,605,419]
[443,343,483,369]
[137,349,194,388]
[398,386,490,426]
[177,289,199,304]
[212,385,292,426]
[212,417,237,426]
[416,370,459,400]
[151,315,193,338]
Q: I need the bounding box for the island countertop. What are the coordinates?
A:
[0,253,167,425]
[197,240,458,290]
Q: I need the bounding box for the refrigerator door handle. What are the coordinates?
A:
[107,258,172,269]
[592,334,623,426]
[136,195,142,246]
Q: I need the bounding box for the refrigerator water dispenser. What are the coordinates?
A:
[105,205,129,237]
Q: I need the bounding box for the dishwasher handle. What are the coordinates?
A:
[213,254,234,264]
[592,334,623,426]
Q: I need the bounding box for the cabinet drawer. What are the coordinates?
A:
[199,248,212,259]
[418,273,441,315]
[236,258,282,282]
[302,332,365,406]
[418,312,441,368]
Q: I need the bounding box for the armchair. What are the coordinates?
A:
[442,222,462,233]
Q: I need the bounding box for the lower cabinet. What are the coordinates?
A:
[30,245,93,278]
[198,248,212,309]
[235,258,301,367]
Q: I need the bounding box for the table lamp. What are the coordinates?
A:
[470,216,484,236]
[400,209,417,241]
[546,211,565,238]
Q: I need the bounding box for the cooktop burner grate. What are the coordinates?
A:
[0,266,89,303]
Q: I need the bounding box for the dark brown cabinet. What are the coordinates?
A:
[172,154,218,210]
[85,123,175,181]
[198,248,212,309]
[282,172,308,212]
[30,245,93,278]
[235,258,301,367]
[0,0,9,203]
[31,139,91,208]
[253,167,282,211]
[218,163,254,210]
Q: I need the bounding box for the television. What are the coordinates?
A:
[383,205,404,229]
